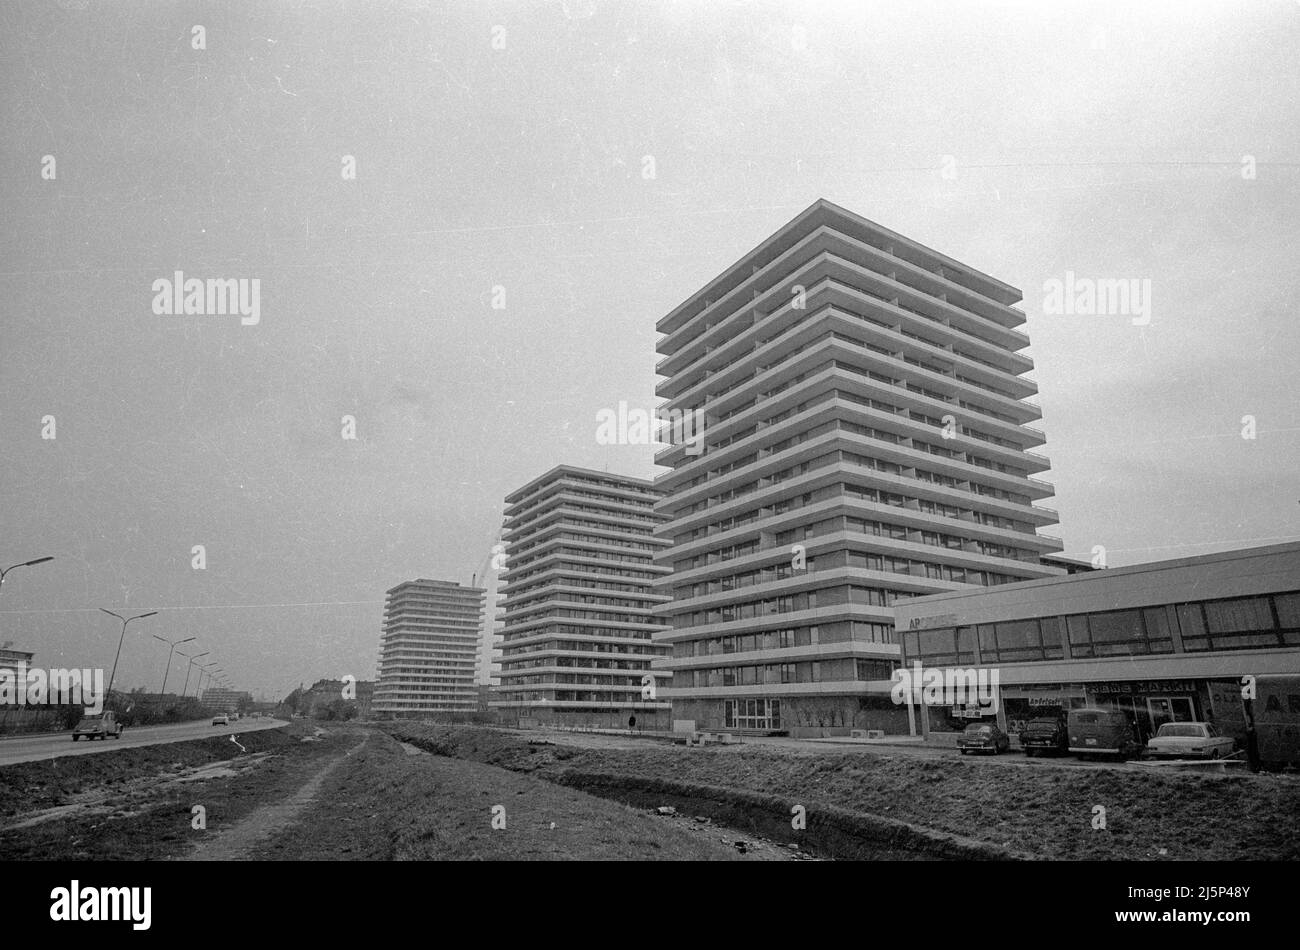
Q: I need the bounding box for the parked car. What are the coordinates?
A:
[1019,717,1069,756]
[212,714,230,726]
[957,721,1011,755]
[1146,722,1236,759]
[1068,708,1143,758]
[72,712,123,741]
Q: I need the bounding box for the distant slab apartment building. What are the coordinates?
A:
[201,688,252,713]
[372,579,485,718]
[491,466,673,729]
[653,198,1065,736]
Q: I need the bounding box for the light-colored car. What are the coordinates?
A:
[72,712,124,741]
[1146,722,1236,759]
[212,714,230,726]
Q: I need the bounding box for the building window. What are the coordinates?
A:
[856,658,895,680]
[904,627,976,666]
[724,698,782,730]
[1177,593,1293,651]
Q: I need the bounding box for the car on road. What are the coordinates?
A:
[212,714,230,726]
[1068,708,1143,758]
[957,721,1011,755]
[1145,722,1236,759]
[1019,717,1069,756]
[72,712,123,741]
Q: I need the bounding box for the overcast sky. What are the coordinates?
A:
[2,0,1297,700]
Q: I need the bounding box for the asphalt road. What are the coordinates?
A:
[0,717,287,767]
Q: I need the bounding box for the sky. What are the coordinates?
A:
[1,0,1297,700]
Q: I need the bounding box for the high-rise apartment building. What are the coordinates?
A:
[372,578,485,718]
[653,199,1065,736]
[491,466,673,729]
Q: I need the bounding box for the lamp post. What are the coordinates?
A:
[152,635,195,695]
[202,666,223,702]
[98,608,158,704]
[198,664,218,699]
[0,556,54,592]
[178,652,209,698]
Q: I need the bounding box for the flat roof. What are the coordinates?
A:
[503,464,658,504]
[901,540,1300,608]
[657,197,1023,335]
[386,579,484,594]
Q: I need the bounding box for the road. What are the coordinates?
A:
[0,717,286,767]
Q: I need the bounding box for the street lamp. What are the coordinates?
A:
[0,556,54,591]
[152,635,195,695]
[177,651,209,697]
[99,608,158,702]
[198,664,218,697]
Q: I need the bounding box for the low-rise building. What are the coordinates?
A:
[0,646,35,679]
[891,541,1300,745]
[200,687,253,714]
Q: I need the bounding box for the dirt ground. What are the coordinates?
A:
[0,723,805,861]
[385,722,1300,861]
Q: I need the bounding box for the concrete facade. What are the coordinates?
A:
[652,198,1064,736]
[492,466,673,730]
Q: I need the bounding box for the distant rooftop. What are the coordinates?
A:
[504,464,657,504]
[657,197,1023,336]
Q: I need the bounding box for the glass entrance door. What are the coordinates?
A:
[1119,695,1149,742]
[1146,696,1195,734]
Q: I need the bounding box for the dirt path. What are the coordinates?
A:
[181,733,369,860]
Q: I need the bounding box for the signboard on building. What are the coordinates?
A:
[909,614,958,630]
[1088,681,1197,695]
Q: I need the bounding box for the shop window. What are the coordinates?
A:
[916,627,960,665]
[1176,603,1210,651]
[956,626,977,664]
[1178,596,1284,651]
[1140,608,1175,653]
[1039,616,1066,659]
[994,618,1045,661]
[1066,614,1091,656]
[1086,609,1147,656]
[1274,591,1300,629]
[1205,596,1275,633]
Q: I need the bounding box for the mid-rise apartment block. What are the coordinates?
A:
[653,198,1065,736]
[372,578,485,718]
[200,687,252,714]
[491,466,673,728]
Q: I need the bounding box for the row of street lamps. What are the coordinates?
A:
[3,556,235,703]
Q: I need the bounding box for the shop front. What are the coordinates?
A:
[1001,684,1089,738]
[1083,679,1205,743]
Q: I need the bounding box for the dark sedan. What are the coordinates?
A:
[1019,717,1069,756]
[957,721,1011,755]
